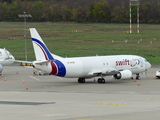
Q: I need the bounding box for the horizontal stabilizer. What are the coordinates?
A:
[33,60,51,64]
[14,60,33,66]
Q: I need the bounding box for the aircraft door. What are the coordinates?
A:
[139,58,143,67]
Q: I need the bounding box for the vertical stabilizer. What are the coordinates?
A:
[29,28,54,61]
[3,48,10,59]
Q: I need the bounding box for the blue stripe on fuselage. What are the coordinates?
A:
[54,60,66,77]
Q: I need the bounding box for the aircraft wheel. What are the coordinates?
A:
[136,74,140,80]
[101,78,105,83]
[81,78,85,83]
[78,78,85,83]
[98,78,102,83]
[136,76,140,80]
[98,78,105,83]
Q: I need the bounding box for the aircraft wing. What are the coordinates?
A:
[88,68,118,76]
[14,60,55,67]
[33,60,56,64]
[14,60,33,67]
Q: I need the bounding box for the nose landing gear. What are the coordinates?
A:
[136,74,140,80]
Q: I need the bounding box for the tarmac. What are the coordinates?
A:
[0,65,160,120]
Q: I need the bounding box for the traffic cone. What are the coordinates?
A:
[134,79,137,82]
[137,82,140,86]
[4,78,7,81]
[94,78,96,82]
[16,71,18,74]
[26,86,28,90]
[22,79,25,83]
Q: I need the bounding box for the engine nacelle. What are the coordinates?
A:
[113,70,132,80]
[0,64,3,73]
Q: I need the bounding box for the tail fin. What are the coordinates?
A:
[3,48,10,59]
[29,28,54,61]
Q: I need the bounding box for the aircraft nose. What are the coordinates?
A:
[148,62,151,69]
[11,55,15,60]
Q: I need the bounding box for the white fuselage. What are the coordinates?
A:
[30,28,151,81]
[33,55,151,78]
[0,49,15,66]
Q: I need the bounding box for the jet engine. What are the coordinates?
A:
[0,64,3,73]
[113,70,132,80]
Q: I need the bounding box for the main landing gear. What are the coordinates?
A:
[97,78,105,83]
[78,77,85,83]
[78,77,106,83]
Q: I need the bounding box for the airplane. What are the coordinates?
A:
[29,28,151,83]
[0,48,15,73]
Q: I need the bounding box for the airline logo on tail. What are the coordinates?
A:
[32,38,66,77]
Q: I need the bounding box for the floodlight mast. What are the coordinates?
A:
[18,12,32,61]
[129,0,140,33]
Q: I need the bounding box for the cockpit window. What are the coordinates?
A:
[7,51,12,56]
[144,59,148,62]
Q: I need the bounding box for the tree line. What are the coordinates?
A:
[0,0,160,23]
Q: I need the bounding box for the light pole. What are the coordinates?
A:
[18,12,32,61]
[129,0,140,33]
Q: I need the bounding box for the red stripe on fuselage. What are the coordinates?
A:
[50,62,58,75]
